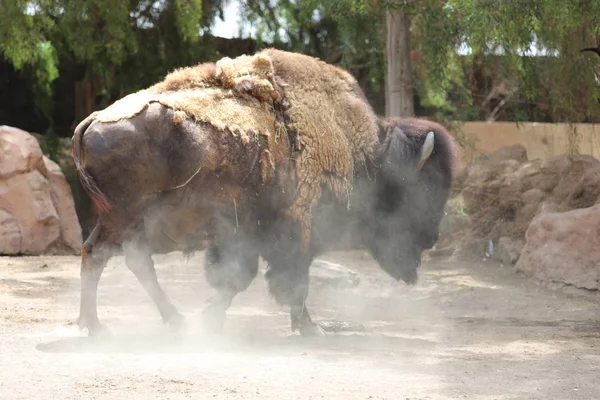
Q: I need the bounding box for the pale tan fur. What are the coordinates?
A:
[92,49,380,249]
[259,48,380,248]
[151,62,219,92]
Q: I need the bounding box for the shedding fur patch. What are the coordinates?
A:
[95,87,276,144]
[173,110,187,124]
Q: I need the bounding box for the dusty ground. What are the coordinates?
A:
[1,251,599,400]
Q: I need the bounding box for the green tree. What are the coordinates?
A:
[0,0,229,131]
[4,0,600,130]
[239,0,600,124]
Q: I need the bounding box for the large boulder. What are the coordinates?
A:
[0,126,82,255]
[494,236,524,265]
[484,144,528,164]
[516,205,600,290]
[442,143,600,263]
[309,259,360,288]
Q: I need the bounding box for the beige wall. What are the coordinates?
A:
[458,121,600,165]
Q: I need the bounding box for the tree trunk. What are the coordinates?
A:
[383,6,390,117]
[72,70,100,131]
[385,9,414,117]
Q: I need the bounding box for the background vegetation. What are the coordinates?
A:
[3,0,600,138]
[3,0,600,235]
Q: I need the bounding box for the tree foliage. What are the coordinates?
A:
[448,0,600,122]
[3,0,600,137]
[0,0,228,131]
[239,0,600,123]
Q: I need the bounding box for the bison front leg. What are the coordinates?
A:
[123,234,184,329]
[77,223,112,336]
[264,260,326,337]
[290,300,326,337]
[202,244,259,333]
[263,238,326,337]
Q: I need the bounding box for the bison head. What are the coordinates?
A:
[364,119,455,284]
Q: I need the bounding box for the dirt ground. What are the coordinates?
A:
[1,251,599,400]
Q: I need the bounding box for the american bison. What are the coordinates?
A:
[72,49,457,337]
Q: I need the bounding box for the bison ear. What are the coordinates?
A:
[416,131,435,171]
[377,124,389,143]
[384,126,408,158]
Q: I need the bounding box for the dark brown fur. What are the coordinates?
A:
[373,116,458,260]
[73,102,300,335]
[72,112,110,214]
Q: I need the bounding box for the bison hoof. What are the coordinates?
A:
[75,317,110,338]
[165,313,186,331]
[299,322,327,337]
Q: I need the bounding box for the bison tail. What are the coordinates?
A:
[72,112,111,214]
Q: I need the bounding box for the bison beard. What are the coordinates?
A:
[72,49,457,337]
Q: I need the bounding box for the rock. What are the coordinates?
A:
[552,155,600,208]
[424,245,455,260]
[319,320,366,333]
[454,153,600,239]
[0,169,62,255]
[442,148,600,267]
[521,188,546,209]
[0,209,21,254]
[0,126,46,178]
[562,162,600,210]
[518,188,547,221]
[515,205,600,290]
[449,237,489,262]
[310,259,360,288]
[484,144,528,164]
[535,200,563,218]
[0,126,82,255]
[495,236,524,265]
[43,156,83,253]
[526,156,568,193]
[439,195,471,234]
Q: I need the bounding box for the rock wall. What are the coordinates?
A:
[0,126,82,255]
[430,144,600,290]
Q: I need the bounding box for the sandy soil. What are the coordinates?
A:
[1,251,599,400]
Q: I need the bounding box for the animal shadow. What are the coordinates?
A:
[35,322,437,356]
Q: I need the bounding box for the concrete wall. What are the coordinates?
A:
[458,121,600,165]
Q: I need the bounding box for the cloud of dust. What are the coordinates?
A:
[60,86,453,370]
[54,156,451,366]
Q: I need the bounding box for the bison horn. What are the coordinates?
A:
[416,131,435,171]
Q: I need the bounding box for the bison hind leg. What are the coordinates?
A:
[262,233,326,337]
[77,221,115,337]
[123,230,184,330]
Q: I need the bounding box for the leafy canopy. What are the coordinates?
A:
[241,0,600,122]
[3,0,600,124]
[0,0,217,103]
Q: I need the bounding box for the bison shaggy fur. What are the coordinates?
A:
[72,51,457,337]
